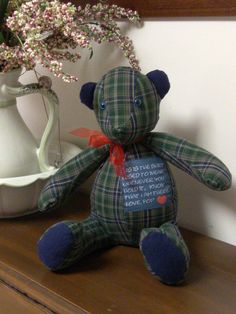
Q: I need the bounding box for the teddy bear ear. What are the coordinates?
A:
[80,82,97,110]
[146,70,170,99]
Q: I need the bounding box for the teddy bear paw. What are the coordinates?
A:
[37,222,74,271]
[140,230,188,285]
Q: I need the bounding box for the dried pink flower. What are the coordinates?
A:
[0,0,141,82]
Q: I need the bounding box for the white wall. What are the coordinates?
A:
[17,19,236,245]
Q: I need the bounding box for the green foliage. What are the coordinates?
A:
[0,0,17,46]
[0,31,4,44]
[0,0,10,25]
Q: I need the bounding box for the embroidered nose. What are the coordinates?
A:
[113,127,127,136]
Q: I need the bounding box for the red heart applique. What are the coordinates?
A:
[157,195,167,205]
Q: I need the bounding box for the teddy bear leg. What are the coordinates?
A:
[139,222,190,285]
[38,217,112,271]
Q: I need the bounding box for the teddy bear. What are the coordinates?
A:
[37,66,231,285]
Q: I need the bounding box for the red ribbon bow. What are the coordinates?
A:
[70,128,126,177]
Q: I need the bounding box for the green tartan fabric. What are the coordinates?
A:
[90,143,177,246]
[144,132,231,191]
[38,145,110,211]
[94,67,160,145]
[38,66,231,283]
[58,217,113,269]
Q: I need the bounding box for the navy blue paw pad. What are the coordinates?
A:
[140,232,187,285]
[38,223,74,271]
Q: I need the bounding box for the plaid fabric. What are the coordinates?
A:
[38,68,180,267]
[90,142,177,246]
[94,67,160,145]
[38,145,110,211]
[57,217,113,269]
[39,141,179,270]
[38,67,231,275]
[144,132,231,191]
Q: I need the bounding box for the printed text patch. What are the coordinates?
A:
[122,157,172,212]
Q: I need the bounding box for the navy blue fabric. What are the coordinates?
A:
[80,82,97,109]
[141,232,187,285]
[146,70,170,99]
[37,223,74,271]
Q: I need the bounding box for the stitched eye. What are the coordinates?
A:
[134,97,142,108]
[100,101,106,110]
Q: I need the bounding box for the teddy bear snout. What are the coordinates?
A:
[112,126,128,137]
[110,125,133,144]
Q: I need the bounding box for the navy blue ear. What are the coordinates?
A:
[146,70,170,99]
[80,82,97,109]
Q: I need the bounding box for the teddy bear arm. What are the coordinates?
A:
[144,132,231,191]
[38,145,110,211]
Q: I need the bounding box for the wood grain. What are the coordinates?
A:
[0,280,49,314]
[0,193,235,313]
[66,0,236,17]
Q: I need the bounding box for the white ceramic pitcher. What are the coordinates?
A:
[0,68,59,178]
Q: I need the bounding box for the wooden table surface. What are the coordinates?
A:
[0,192,235,314]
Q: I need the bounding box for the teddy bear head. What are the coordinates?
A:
[80,67,170,145]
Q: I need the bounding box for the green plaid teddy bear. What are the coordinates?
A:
[38,67,231,285]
